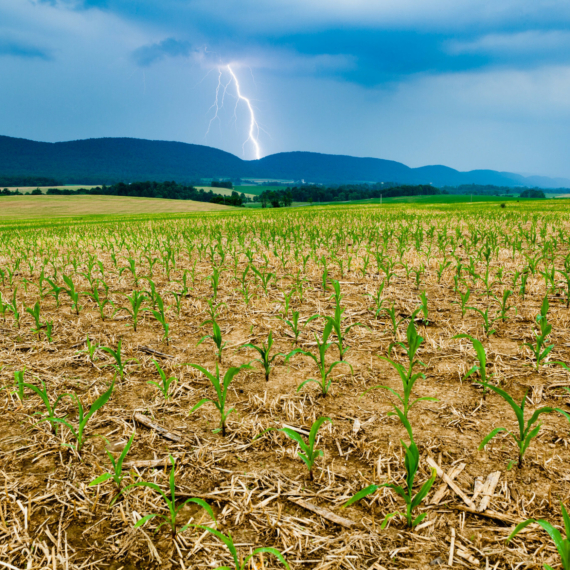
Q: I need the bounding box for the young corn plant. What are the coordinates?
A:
[256,417,331,480]
[523,296,554,370]
[342,417,436,528]
[122,290,147,331]
[416,290,429,325]
[6,288,20,328]
[187,363,251,436]
[243,331,284,382]
[25,301,43,337]
[114,455,215,538]
[278,311,319,346]
[453,288,471,319]
[453,334,493,397]
[286,321,352,396]
[198,528,290,570]
[50,379,115,454]
[86,284,113,321]
[46,278,64,308]
[365,280,387,318]
[100,339,138,379]
[198,319,226,362]
[493,289,517,322]
[468,305,498,337]
[148,359,177,400]
[324,303,366,361]
[24,379,68,432]
[477,381,554,468]
[364,320,434,422]
[62,274,82,315]
[77,336,100,363]
[507,502,570,570]
[147,294,169,344]
[89,432,135,491]
[385,303,410,338]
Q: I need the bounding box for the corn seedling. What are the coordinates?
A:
[114,455,215,538]
[77,336,100,362]
[278,311,319,346]
[86,283,113,320]
[365,280,387,318]
[198,319,226,362]
[453,288,471,319]
[286,321,352,396]
[364,320,434,422]
[24,379,68,432]
[187,363,251,436]
[25,301,43,336]
[121,290,147,331]
[89,432,135,491]
[46,278,64,308]
[198,527,290,570]
[50,378,114,453]
[507,502,570,570]
[342,417,436,528]
[323,303,366,361]
[243,331,285,382]
[493,289,517,321]
[453,334,493,397]
[148,359,177,400]
[467,305,498,337]
[147,294,169,344]
[62,274,82,315]
[256,417,332,480]
[523,296,554,370]
[100,339,138,379]
[477,381,554,468]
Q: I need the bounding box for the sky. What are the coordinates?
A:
[1,1,570,177]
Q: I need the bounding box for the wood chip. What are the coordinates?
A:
[427,457,476,509]
[471,476,485,503]
[133,413,181,442]
[136,346,174,359]
[353,418,361,435]
[448,528,455,566]
[451,505,518,524]
[282,424,310,436]
[478,472,501,512]
[431,463,465,505]
[287,497,360,529]
[121,457,172,470]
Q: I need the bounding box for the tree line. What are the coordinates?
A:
[1,181,248,206]
[254,183,443,206]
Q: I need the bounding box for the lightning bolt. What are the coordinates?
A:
[205,64,262,160]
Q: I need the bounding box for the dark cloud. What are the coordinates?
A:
[0,41,51,60]
[132,37,194,67]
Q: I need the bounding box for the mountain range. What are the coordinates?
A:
[0,135,568,188]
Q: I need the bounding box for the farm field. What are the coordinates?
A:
[0,195,231,219]
[2,200,570,569]
[195,187,257,198]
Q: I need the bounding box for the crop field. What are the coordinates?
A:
[2,201,570,569]
[0,195,231,220]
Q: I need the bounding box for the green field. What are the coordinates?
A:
[1,195,570,569]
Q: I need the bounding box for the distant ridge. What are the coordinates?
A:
[0,135,567,188]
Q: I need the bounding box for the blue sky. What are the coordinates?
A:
[1,0,570,177]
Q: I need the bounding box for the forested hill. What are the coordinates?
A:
[1,135,568,188]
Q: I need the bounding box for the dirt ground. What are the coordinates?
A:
[0,208,569,569]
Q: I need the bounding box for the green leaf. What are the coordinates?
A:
[134,514,157,528]
[341,485,379,509]
[245,548,290,570]
[190,398,212,413]
[89,473,113,486]
[479,427,507,450]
